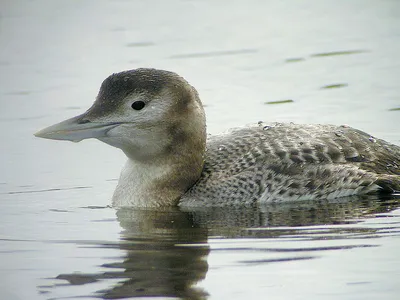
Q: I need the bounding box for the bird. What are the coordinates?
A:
[35,68,400,208]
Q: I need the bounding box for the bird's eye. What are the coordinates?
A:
[131,101,145,110]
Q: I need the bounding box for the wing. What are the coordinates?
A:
[205,123,400,173]
[182,123,400,206]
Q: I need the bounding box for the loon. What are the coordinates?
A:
[35,68,400,207]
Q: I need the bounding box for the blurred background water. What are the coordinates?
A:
[0,0,399,299]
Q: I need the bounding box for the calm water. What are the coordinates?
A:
[1,0,400,299]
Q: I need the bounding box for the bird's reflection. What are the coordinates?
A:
[46,194,400,299]
[55,208,210,299]
[102,208,210,299]
[187,194,400,233]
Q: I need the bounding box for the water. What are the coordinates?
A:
[1,0,400,299]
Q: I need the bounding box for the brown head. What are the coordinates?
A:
[35,68,207,206]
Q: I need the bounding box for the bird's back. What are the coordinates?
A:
[181,123,400,207]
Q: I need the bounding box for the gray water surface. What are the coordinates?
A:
[1,0,400,299]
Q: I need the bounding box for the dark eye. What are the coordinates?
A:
[131,101,145,110]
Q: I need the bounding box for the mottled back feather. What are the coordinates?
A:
[181,122,400,207]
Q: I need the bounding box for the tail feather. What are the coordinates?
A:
[375,175,400,193]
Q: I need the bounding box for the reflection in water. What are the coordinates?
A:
[45,195,400,299]
[55,209,210,299]
[320,83,348,89]
[186,195,400,232]
[265,99,294,105]
[310,49,368,57]
[105,209,209,299]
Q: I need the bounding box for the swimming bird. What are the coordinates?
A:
[35,68,400,207]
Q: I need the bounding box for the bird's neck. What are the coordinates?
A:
[112,152,204,207]
[112,125,206,207]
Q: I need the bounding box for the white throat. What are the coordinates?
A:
[112,158,174,207]
[112,159,188,208]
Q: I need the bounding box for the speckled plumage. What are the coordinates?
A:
[180,122,400,207]
[35,68,400,208]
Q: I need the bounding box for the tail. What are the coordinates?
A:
[375,175,400,193]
